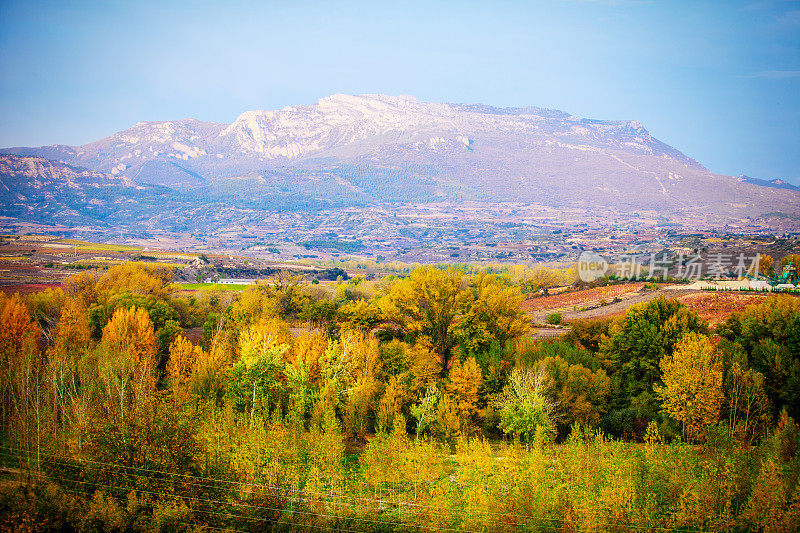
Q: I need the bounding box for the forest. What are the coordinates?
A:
[1,262,799,532]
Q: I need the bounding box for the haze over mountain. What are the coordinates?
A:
[2,94,798,218]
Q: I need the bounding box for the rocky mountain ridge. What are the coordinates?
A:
[2,94,798,216]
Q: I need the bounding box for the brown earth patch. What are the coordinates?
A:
[522,283,646,312]
[675,292,771,327]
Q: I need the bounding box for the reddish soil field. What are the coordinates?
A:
[522,283,646,312]
[676,292,771,327]
[0,282,62,295]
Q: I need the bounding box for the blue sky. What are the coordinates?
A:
[1,0,798,182]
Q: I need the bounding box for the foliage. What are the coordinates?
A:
[2,267,799,532]
[719,295,800,420]
[656,332,724,442]
[456,273,528,353]
[546,312,562,325]
[496,367,556,443]
[380,266,470,372]
[537,355,611,437]
[447,356,482,429]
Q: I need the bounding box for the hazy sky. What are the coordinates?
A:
[1,0,798,182]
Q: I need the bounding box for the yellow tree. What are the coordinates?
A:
[404,339,440,400]
[0,294,44,467]
[745,253,774,277]
[99,307,157,420]
[102,307,157,367]
[290,332,328,384]
[458,273,529,353]
[433,392,461,441]
[48,297,92,429]
[63,271,98,306]
[447,357,482,431]
[341,331,381,438]
[238,317,292,367]
[377,375,406,433]
[95,262,175,299]
[380,266,471,373]
[0,294,37,425]
[656,332,723,442]
[167,335,203,404]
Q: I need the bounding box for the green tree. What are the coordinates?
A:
[602,297,707,415]
[496,367,556,444]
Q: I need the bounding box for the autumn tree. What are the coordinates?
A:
[447,356,482,430]
[226,319,290,421]
[167,335,203,404]
[338,299,383,332]
[341,331,381,437]
[95,262,175,299]
[754,254,774,276]
[63,271,98,306]
[719,295,800,419]
[457,273,528,354]
[725,363,771,443]
[0,294,44,469]
[566,317,615,354]
[404,339,441,401]
[48,297,92,429]
[518,265,567,293]
[780,253,800,273]
[377,375,406,433]
[380,266,470,373]
[28,288,65,342]
[537,355,611,436]
[656,332,723,442]
[312,337,354,425]
[98,307,157,420]
[0,294,39,428]
[410,384,438,439]
[290,332,328,386]
[432,392,461,441]
[602,297,707,436]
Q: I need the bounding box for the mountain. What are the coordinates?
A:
[2,94,799,216]
[739,174,800,192]
[0,154,183,229]
[0,153,293,239]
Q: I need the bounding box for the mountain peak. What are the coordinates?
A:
[318,93,419,107]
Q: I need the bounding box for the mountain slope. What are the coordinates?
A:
[0,154,180,228]
[2,94,798,216]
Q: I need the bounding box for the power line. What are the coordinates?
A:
[18,468,485,533]
[0,445,710,533]
[0,445,576,529]
[0,444,705,532]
